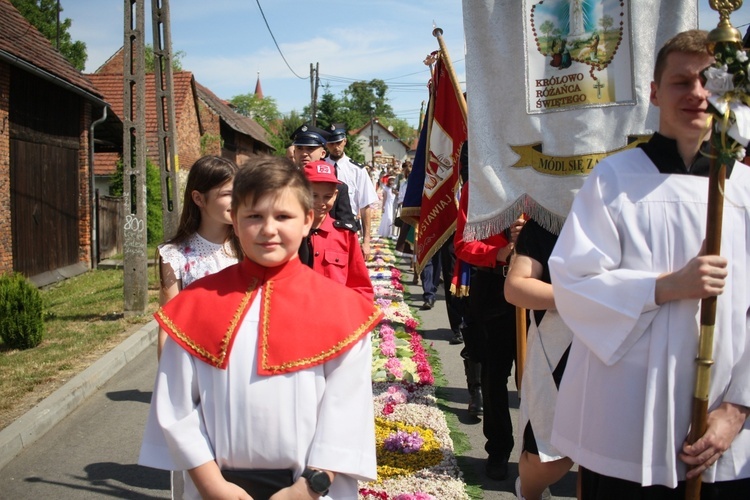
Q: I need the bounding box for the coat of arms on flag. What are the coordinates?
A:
[400,46,466,272]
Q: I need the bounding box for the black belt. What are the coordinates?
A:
[221,469,294,500]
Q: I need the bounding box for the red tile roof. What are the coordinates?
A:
[92,152,120,177]
[0,0,102,99]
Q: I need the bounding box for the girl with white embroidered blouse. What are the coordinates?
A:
[157,155,241,358]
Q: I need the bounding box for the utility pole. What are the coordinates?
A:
[370,106,376,168]
[122,0,148,314]
[151,0,180,239]
[310,62,319,125]
[55,0,60,50]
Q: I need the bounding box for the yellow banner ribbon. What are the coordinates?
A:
[510,136,651,176]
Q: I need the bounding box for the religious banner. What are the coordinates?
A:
[461,0,697,240]
[400,53,465,271]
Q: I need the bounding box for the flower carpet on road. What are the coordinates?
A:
[359,238,469,500]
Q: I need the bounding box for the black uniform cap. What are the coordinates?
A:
[327,123,347,143]
[291,124,329,147]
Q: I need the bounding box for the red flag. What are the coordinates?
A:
[414,55,466,271]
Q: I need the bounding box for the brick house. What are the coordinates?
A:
[88,48,273,191]
[86,52,205,195]
[0,0,121,283]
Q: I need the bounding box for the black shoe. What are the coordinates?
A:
[420,299,435,310]
[449,330,464,345]
[468,387,483,417]
[485,456,509,481]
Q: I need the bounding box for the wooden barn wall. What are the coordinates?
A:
[9,68,82,277]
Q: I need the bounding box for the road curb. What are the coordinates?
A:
[0,320,158,471]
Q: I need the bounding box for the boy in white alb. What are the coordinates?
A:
[139,156,382,499]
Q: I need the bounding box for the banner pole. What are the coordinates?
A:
[685,3,743,499]
[432,27,467,122]
[515,304,527,392]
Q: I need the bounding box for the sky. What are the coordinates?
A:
[62,1,750,128]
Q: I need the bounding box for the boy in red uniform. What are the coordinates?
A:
[299,160,374,301]
[139,156,382,499]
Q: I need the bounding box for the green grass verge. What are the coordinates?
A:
[394,246,482,497]
[427,343,484,500]
[0,268,159,430]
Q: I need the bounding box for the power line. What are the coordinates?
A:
[254,0,306,79]
[383,69,431,81]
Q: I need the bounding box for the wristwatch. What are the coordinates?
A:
[301,467,331,496]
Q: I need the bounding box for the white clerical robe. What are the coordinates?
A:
[519,310,572,462]
[138,294,377,499]
[326,154,379,214]
[549,149,750,488]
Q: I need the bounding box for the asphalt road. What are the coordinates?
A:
[0,260,577,499]
[0,343,169,499]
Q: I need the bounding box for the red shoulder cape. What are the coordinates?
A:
[155,257,382,374]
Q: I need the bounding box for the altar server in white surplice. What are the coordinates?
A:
[549,30,750,498]
[139,157,381,500]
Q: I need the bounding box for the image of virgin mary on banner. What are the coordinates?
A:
[461,0,697,240]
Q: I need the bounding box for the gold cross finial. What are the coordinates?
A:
[708,0,743,44]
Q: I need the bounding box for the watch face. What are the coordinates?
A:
[311,471,331,491]
[304,469,331,494]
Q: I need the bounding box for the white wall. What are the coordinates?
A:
[355,122,409,166]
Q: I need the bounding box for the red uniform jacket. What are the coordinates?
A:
[310,216,374,301]
[453,182,510,268]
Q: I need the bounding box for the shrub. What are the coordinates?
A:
[0,273,45,350]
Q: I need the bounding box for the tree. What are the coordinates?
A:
[341,79,395,128]
[230,93,285,155]
[264,110,306,154]
[599,15,614,34]
[539,20,555,40]
[341,135,363,163]
[144,44,185,73]
[229,93,282,129]
[12,0,87,70]
[314,88,344,129]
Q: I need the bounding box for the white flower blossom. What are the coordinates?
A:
[737,50,749,63]
[736,147,747,161]
[704,65,735,94]
[728,102,750,145]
